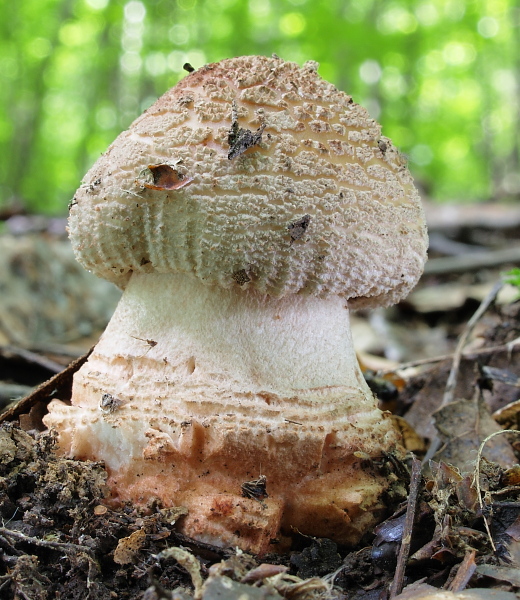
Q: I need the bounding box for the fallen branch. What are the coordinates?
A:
[389,456,422,599]
[425,247,520,275]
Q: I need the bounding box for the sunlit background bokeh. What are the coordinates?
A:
[1,0,519,213]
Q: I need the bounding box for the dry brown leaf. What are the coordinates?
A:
[158,505,189,524]
[113,528,146,565]
[432,396,517,471]
[392,415,426,454]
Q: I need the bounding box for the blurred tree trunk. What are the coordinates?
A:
[7,0,74,206]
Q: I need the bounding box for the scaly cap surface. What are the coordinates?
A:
[69,55,427,308]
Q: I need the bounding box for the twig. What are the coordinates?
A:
[425,247,520,275]
[0,345,63,374]
[158,547,203,600]
[428,232,486,256]
[471,429,520,554]
[389,456,422,599]
[27,342,85,359]
[0,526,95,557]
[448,550,477,592]
[382,338,520,374]
[423,281,503,465]
[0,348,92,425]
[441,281,503,410]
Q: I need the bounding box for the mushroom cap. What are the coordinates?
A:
[70,55,427,308]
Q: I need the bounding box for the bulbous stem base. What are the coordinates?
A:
[44,272,405,553]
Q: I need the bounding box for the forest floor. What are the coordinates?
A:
[0,203,520,599]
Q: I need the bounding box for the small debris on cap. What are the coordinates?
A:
[288,215,311,243]
[228,101,266,160]
[139,164,194,191]
[241,475,268,500]
[232,269,251,286]
[99,392,122,413]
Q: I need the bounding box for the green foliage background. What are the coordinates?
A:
[1,0,519,214]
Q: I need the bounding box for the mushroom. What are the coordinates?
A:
[44,56,428,554]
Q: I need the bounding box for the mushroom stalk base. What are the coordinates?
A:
[45,272,404,553]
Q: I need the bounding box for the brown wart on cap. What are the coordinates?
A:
[44,55,428,554]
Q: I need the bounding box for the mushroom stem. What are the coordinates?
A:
[46,272,404,552]
[94,271,368,398]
